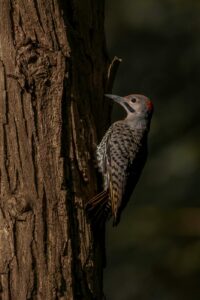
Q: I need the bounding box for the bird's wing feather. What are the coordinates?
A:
[106,123,140,221]
[94,122,145,225]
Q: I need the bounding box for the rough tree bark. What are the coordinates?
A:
[0,1,118,299]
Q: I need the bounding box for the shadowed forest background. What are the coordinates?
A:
[104,1,200,299]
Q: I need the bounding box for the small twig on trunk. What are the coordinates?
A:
[106,56,122,93]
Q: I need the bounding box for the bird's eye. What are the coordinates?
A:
[131,98,136,103]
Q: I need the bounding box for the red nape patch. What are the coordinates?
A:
[146,100,153,112]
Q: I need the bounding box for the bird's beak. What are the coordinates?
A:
[105,94,124,104]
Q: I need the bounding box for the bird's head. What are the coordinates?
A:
[105,94,153,129]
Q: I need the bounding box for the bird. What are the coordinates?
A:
[86,94,153,226]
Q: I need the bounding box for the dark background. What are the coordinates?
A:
[104,1,200,299]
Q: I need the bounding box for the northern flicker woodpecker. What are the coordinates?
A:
[86,94,153,226]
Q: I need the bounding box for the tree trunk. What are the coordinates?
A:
[0,1,112,299]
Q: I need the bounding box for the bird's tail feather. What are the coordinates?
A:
[85,190,110,227]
